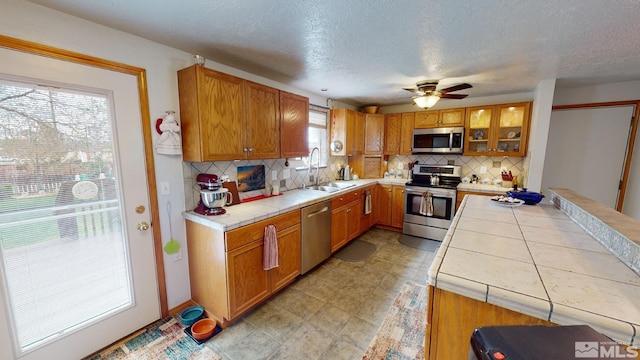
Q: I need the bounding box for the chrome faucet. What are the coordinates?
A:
[309,147,320,186]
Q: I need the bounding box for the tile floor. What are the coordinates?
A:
[205,228,438,360]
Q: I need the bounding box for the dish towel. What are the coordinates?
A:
[420,192,428,215]
[426,191,434,217]
[263,224,279,270]
[364,189,372,215]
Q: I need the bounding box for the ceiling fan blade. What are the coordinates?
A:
[439,93,468,99]
[439,83,472,94]
[403,87,424,95]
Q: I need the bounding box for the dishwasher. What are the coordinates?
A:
[301,199,332,274]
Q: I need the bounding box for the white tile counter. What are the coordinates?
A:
[182,178,404,231]
[456,182,516,194]
[428,193,640,346]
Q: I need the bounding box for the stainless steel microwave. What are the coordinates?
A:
[412,127,464,154]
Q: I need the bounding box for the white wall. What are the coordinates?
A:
[0,0,327,310]
[525,79,556,192]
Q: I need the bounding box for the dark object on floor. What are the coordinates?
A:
[184,322,223,345]
[398,234,441,252]
[333,240,376,262]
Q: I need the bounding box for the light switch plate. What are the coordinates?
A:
[480,166,487,174]
[272,170,278,181]
[159,182,170,195]
[283,169,290,179]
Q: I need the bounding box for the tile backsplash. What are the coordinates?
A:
[184,153,526,210]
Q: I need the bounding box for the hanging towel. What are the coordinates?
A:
[155,112,182,155]
[263,224,279,270]
[419,192,428,215]
[426,191,434,217]
[364,189,372,215]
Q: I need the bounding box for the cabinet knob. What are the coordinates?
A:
[339,197,343,201]
[355,192,358,196]
[347,209,351,213]
[243,147,248,152]
[249,147,253,152]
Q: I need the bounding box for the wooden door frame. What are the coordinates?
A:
[552,101,640,212]
[0,35,168,317]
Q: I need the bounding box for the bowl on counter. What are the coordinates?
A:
[178,305,204,326]
[191,318,216,341]
[507,189,545,205]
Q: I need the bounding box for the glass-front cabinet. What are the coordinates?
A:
[464,102,531,156]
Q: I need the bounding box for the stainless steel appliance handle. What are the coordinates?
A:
[449,130,454,151]
[306,206,329,218]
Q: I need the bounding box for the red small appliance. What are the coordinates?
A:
[194,173,226,216]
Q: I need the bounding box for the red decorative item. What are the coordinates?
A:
[155,118,163,134]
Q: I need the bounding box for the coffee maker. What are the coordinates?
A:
[194,173,230,216]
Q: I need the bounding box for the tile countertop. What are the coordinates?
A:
[182,178,408,231]
[428,194,640,346]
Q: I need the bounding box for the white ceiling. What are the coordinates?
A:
[29,0,640,107]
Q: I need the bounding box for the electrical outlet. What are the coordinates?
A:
[173,248,182,262]
[283,169,290,179]
[280,179,286,187]
[309,175,315,183]
[272,170,278,181]
[159,182,170,195]
[480,166,487,174]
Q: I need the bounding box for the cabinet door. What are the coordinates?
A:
[414,111,439,128]
[331,206,349,252]
[270,224,301,292]
[347,200,361,240]
[464,106,494,156]
[330,108,347,156]
[377,184,393,226]
[227,240,271,319]
[246,81,280,159]
[197,68,247,161]
[400,112,415,155]
[440,108,465,127]
[279,91,309,158]
[391,185,405,228]
[364,114,384,155]
[345,109,357,156]
[354,111,365,154]
[384,113,401,155]
[493,102,530,156]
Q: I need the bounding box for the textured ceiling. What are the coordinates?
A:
[28,0,640,106]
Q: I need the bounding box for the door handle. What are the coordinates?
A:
[307,207,329,217]
[137,222,150,231]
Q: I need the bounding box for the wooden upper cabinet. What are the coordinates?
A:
[246,81,280,159]
[414,108,464,128]
[330,108,361,156]
[178,65,246,161]
[364,114,384,155]
[279,91,309,158]
[355,111,365,155]
[439,108,465,127]
[414,111,439,128]
[464,102,531,157]
[384,113,402,155]
[400,112,415,155]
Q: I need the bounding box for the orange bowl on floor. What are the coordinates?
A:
[191,318,216,341]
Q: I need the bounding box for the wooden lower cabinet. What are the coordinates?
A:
[456,190,495,211]
[186,210,301,326]
[377,184,404,229]
[331,198,362,252]
[425,286,554,360]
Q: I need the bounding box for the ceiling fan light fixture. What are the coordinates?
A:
[414,95,440,109]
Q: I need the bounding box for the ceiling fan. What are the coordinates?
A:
[403,80,472,109]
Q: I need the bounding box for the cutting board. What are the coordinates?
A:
[222,182,241,206]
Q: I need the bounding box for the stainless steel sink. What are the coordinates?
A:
[324,182,357,189]
[305,185,341,193]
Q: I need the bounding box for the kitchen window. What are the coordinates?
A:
[293,105,329,169]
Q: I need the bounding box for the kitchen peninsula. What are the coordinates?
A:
[425,189,640,359]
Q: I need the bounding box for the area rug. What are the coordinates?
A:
[85,316,221,360]
[362,282,427,360]
[398,234,441,252]
[334,240,377,262]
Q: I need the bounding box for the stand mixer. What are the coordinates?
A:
[194,173,231,216]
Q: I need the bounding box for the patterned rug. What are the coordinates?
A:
[362,282,427,360]
[85,316,221,360]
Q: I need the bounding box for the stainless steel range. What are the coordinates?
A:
[403,164,461,241]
